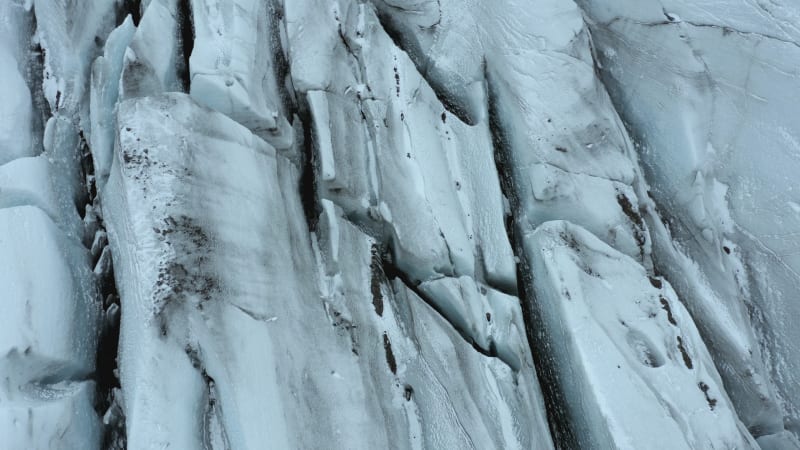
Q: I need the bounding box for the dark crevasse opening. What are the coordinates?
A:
[81,120,125,450]
[486,76,575,449]
[117,0,142,26]
[177,0,195,92]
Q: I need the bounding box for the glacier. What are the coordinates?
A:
[1,0,799,448]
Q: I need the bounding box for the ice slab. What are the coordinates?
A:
[316,202,554,449]
[523,220,757,449]
[576,0,800,437]
[104,93,407,448]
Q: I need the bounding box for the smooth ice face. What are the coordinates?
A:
[0,206,99,375]
[0,206,101,450]
[0,45,33,165]
[0,380,101,450]
[524,220,757,449]
[0,2,36,165]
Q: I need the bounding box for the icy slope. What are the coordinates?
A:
[101,92,552,448]
[2,0,798,448]
[104,93,363,448]
[576,0,800,444]
[525,221,756,449]
[367,0,761,446]
[316,203,553,449]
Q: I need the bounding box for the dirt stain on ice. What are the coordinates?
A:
[698,381,718,410]
[676,336,693,369]
[383,332,397,374]
[660,296,677,326]
[370,244,385,317]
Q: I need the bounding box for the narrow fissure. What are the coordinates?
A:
[486,76,575,449]
[297,107,320,232]
[27,12,48,155]
[375,245,510,366]
[268,1,297,118]
[177,0,195,92]
[81,121,125,449]
[370,6,476,125]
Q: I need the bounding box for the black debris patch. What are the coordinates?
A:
[559,231,581,252]
[577,261,597,277]
[403,384,414,401]
[441,111,446,123]
[330,309,359,356]
[698,381,718,410]
[648,276,662,289]
[118,143,172,184]
[78,131,96,217]
[617,192,644,228]
[723,246,731,254]
[393,65,400,97]
[152,215,219,320]
[486,312,491,322]
[184,344,202,370]
[370,244,385,317]
[299,114,319,231]
[555,146,567,153]
[660,296,677,326]
[676,336,693,369]
[383,332,397,374]
[616,192,647,254]
[185,344,231,446]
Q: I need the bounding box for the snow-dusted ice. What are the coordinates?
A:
[526,220,755,448]
[2,0,799,448]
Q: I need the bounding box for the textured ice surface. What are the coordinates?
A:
[295,3,516,288]
[525,221,756,449]
[102,92,553,448]
[3,0,799,447]
[188,0,292,148]
[316,203,553,449]
[577,0,800,442]
[105,93,327,448]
